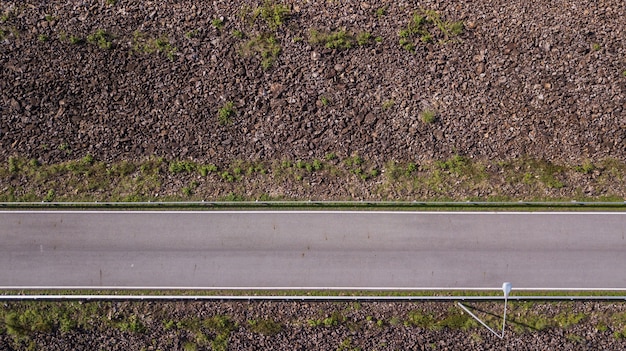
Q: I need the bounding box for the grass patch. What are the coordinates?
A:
[132,31,177,61]
[248,318,282,335]
[251,0,290,30]
[398,9,463,51]
[309,29,354,50]
[1,155,625,203]
[217,101,236,125]
[419,109,437,123]
[87,29,113,49]
[241,33,281,69]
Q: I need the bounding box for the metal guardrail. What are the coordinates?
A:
[1,294,626,301]
[1,200,625,209]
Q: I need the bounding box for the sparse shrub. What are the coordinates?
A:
[420,109,437,123]
[376,6,388,17]
[575,160,595,174]
[241,33,281,69]
[169,160,196,174]
[211,18,225,30]
[8,156,18,173]
[406,162,417,175]
[253,0,290,30]
[132,31,177,60]
[218,101,236,125]
[185,29,199,39]
[37,34,48,42]
[382,99,395,110]
[87,29,113,49]
[320,96,330,106]
[115,314,145,333]
[43,189,55,202]
[398,9,463,51]
[199,164,218,176]
[232,30,244,38]
[69,35,82,44]
[325,152,337,161]
[356,32,372,45]
[310,29,354,50]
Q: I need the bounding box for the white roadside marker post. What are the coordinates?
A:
[457,282,512,339]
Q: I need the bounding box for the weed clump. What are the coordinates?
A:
[241,33,281,69]
[398,9,463,51]
[420,109,437,123]
[309,29,374,50]
[87,29,113,49]
[218,102,236,125]
[132,31,177,61]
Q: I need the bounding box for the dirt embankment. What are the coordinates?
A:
[1,0,625,167]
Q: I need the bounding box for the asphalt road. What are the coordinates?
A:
[1,211,625,289]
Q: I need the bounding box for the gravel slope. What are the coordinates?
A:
[1,0,625,165]
[2,300,626,350]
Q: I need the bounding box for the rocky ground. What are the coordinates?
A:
[1,0,625,166]
[1,0,626,202]
[2,300,626,350]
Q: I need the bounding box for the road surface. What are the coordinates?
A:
[1,211,625,289]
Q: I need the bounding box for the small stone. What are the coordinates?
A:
[476,63,485,74]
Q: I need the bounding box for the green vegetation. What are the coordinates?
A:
[217,101,236,125]
[236,1,290,69]
[37,34,48,42]
[241,33,281,69]
[69,34,82,45]
[309,29,372,50]
[248,318,282,335]
[376,6,388,17]
[1,299,623,350]
[320,96,330,106]
[308,311,346,328]
[356,32,372,46]
[114,314,146,333]
[132,31,177,60]
[1,155,626,203]
[382,99,395,110]
[185,29,199,39]
[420,108,437,123]
[87,29,113,49]
[251,0,290,30]
[399,9,463,51]
[232,29,244,39]
[211,18,225,30]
